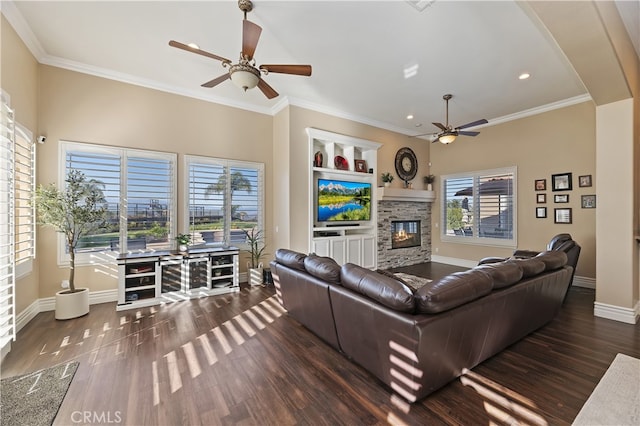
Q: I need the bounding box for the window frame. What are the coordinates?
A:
[440,166,517,248]
[59,141,177,266]
[183,155,264,249]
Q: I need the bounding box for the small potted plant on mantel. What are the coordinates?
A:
[381,172,394,187]
[243,228,266,286]
[35,169,107,320]
[424,174,436,191]
[176,233,191,252]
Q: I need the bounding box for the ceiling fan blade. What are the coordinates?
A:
[432,122,447,131]
[456,118,488,130]
[242,20,262,60]
[258,78,279,99]
[201,73,230,88]
[259,64,312,76]
[458,130,480,137]
[169,40,231,64]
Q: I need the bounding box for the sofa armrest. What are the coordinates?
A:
[512,249,540,259]
[478,256,508,265]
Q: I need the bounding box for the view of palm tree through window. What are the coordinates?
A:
[65,148,263,253]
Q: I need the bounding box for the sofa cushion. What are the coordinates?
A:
[535,250,568,271]
[506,258,546,278]
[415,270,494,314]
[275,249,307,272]
[341,263,415,313]
[475,262,523,289]
[304,254,341,284]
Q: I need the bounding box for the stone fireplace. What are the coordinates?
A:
[377,188,433,269]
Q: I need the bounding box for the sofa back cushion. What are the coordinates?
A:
[475,262,523,289]
[415,270,494,314]
[506,258,546,278]
[304,254,342,284]
[341,263,415,312]
[534,250,568,271]
[275,249,307,271]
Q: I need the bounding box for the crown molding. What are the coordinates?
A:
[1,0,47,61]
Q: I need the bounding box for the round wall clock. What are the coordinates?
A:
[394,147,418,183]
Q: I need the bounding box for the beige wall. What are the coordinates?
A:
[1,15,40,312]
[36,65,274,298]
[285,106,431,253]
[430,101,597,278]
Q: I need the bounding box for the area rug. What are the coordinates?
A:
[1,361,79,426]
[572,353,640,425]
[392,272,432,291]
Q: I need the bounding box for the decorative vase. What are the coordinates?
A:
[384,182,390,187]
[248,262,264,286]
[55,287,89,320]
[314,151,323,168]
[427,183,433,191]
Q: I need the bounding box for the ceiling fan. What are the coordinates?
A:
[168,0,312,99]
[413,94,488,144]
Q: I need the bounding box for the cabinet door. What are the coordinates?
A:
[361,235,377,269]
[312,239,331,257]
[346,236,362,265]
[331,238,347,265]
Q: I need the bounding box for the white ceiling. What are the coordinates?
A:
[3,1,636,136]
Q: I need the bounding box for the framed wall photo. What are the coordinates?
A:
[536,207,547,218]
[552,172,572,191]
[579,175,592,187]
[354,159,367,173]
[554,208,572,224]
[537,193,546,204]
[582,194,596,208]
[554,194,569,203]
[535,179,546,191]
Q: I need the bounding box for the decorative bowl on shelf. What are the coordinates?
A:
[334,155,349,170]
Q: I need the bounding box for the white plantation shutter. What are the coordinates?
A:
[62,142,176,258]
[442,167,516,247]
[14,125,35,275]
[186,156,264,246]
[0,93,16,348]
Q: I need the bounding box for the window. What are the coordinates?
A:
[0,92,15,348]
[61,142,176,263]
[14,124,35,277]
[185,156,263,247]
[441,167,517,247]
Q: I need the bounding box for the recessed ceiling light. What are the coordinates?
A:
[406,114,414,120]
[188,43,200,49]
[519,73,530,80]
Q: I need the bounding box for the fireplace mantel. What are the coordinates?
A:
[376,187,435,203]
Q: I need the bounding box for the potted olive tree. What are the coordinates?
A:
[243,228,266,286]
[35,169,107,320]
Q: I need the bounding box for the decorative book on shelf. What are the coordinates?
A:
[129,266,153,274]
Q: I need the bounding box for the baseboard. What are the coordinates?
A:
[572,276,595,289]
[16,299,41,333]
[29,289,119,313]
[430,255,478,269]
[594,301,639,325]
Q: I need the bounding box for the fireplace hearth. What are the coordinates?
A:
[391,220,421,249]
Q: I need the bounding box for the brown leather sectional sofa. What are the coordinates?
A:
[270,249,573,402]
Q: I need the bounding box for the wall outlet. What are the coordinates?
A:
[61,280,69,288]
[435,247,439,253]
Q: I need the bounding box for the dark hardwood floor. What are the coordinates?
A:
[2,266,639,425]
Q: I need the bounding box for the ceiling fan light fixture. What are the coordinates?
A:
[229,64,260,91]
[439,133,457,144]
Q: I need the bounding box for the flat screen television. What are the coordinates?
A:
[316,178,371,226]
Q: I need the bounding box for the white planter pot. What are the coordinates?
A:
[384,182,391,187]
[427,183,433,191]
[179,244,188,252]
[55,287,89,320]
[248,262,264,286]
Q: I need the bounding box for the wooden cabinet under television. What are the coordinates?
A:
[306,127,381,269]
[117,247,239,311]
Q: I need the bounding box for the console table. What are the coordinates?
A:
[116,246,239,311]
